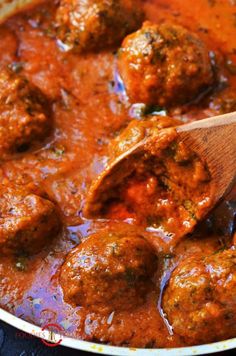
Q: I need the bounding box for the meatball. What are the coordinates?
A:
[56,0,144,52]
[84,116,212,242]
[0,184,60,255]
[163,249,236,345]
[118,21,214,107]
[60,232,158,312]
[0,69,51,157]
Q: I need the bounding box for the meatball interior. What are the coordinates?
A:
[118,21,214,107]
[56,0,144,52]
[0,69,51,158]
[163,249,236,345]
[0,184,60,255]
[60,232,158,312]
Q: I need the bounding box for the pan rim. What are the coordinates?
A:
[0,308,236,355]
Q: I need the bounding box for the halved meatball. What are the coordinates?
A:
[84,116,212,241]
[0,69,51,157]
[163,249,236,345]
[0,184,60,255]
[118,21,214,107]
[56,0,144,52]
[60,232,158,312]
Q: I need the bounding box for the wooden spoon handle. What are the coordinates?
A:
[177,111,236,131]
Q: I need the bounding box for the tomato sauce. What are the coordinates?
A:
[0,0,236,348]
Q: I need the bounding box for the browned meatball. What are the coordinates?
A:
[118,21,214,107]
[56,0,144,52]
[0,184,60,255]
[0,69,51,157]
[60,232,158,312]
[163,249,236,345]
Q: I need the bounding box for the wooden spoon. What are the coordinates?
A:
[84,112,236,226]
[177,111,236,208]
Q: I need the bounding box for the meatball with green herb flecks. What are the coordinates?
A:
[56,0,144,52]
[118,21,214,107]
[0,183,60,255]
[163,249,236,345]
[0,69,51,158]
[60,232,158,312]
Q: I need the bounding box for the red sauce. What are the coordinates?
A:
[0,0,236,348]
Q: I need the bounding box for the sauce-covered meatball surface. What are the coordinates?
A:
[60,232,158,312]
[118,21,214,107]
[56,0,144,52]
[163,249,236,345]
[0,69,51,158]
[0,183,60,255]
